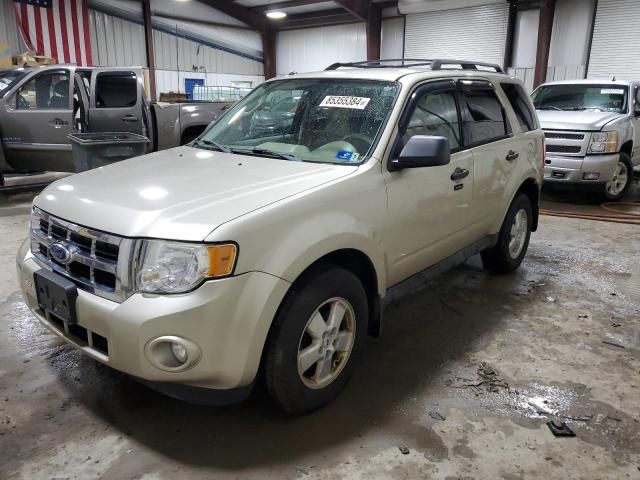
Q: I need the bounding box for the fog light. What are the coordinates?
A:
[583,172,600,180]
[171,342,188,363]
[144,335,201,372]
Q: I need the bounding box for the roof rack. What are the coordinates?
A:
[325,58,504,74]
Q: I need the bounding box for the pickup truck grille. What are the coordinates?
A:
[544,132,585,140]
[546,145,582,154]
[542,129,589,157]
[30,207,135,303]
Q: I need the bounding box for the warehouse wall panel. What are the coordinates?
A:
[88,9,264,99]
[404,3,508,66]
[381,18,405,60]
[276,24,367,75]
[588,0,640,80]
[0,1,27,55]
[547,0,594,81]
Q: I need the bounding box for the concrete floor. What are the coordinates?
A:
[1,190,639,480]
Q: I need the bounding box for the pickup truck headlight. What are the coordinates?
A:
[136,240,237,294]
[588,131,618,154]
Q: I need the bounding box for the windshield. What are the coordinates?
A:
[532,84,628,113]
[197,78,398,164]
[0,70,26,98]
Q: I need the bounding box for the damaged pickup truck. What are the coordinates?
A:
[0,65,232,184]
[532,80,640,200]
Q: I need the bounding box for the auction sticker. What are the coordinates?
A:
[601,89,624,95]
[320,95,371,110]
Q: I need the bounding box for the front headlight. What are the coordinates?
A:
[136,240,237,294]
[588,131,618,154]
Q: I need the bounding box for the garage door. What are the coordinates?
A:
[587,0,640,80]
[404,3,509,67]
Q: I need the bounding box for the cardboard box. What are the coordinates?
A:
[0,43,12,68]
[12,50,56,67]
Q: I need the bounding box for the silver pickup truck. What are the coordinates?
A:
[0,65,233,182]
[532,80,640,200]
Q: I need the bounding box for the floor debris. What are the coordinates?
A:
[429,411,446,421]
[399,445,410,455]
[547,421,576,438]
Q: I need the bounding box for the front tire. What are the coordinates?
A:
[482,193,533,274]
[602,153,632,201]
[264,266,368,414]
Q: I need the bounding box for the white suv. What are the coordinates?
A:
[16,59,544,413]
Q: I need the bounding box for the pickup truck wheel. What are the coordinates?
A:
[265,267,368,414]
[602,153,632,201]
[481,193,532,274]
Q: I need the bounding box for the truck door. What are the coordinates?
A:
[88,68,143,133]
[0,68,75,172]
[633,84,640,165]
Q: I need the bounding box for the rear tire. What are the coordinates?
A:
[482,193,533,274]
[601,153,632,201]
[264,266,368,414]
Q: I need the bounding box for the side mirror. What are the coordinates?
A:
[390,135,450,171]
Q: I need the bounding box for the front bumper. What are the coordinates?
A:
[543,153,619,184]
[16,239,291,395]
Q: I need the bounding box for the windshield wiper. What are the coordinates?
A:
[537,106,563,111]
[192,139,230,153]
[232,147,297,161]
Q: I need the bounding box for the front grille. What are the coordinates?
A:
[544,132,585,140]
[546,144,582,154]
[30,207,135,303]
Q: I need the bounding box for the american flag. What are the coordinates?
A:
[13,0,92,66]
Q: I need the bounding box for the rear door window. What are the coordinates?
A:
[95,72,137,108]
[501,83,537,131]
[459,81,510,146]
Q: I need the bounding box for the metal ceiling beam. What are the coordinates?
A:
[334,0,369,20]
[251,0,331,13]
[196,0,267,31]
[277,8,360,29]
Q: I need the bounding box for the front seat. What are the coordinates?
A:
[49,80,69,109]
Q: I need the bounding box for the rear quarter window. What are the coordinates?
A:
[501,83,537,132]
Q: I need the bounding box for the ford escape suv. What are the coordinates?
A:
[16,59,543,414]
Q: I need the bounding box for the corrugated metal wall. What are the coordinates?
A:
[588,0,640,80]
[0,1,26,55]
[404,3,509,66]
[276,23,367,75]
[88,9,264,97]
[276,18,405,75]
[89,10,147,66]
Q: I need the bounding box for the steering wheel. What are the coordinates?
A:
[17,95,30,109]
[341,134,373,153]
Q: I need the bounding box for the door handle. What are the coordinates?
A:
[505,150,520,161]
[121,115,138,123]
[450,167,469,181]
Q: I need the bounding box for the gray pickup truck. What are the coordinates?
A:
[532,80,640,200]
[0,65,233,182]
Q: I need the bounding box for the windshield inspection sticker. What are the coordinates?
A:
[601,89,624,95]
[320,95,371,110]
[336,150,359,162]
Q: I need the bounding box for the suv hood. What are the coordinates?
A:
[35,146,357,241]
[537,110,624,131]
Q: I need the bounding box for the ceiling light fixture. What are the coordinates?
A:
[266,11,287,19]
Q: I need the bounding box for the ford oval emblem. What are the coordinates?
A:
[49,242,73,265]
